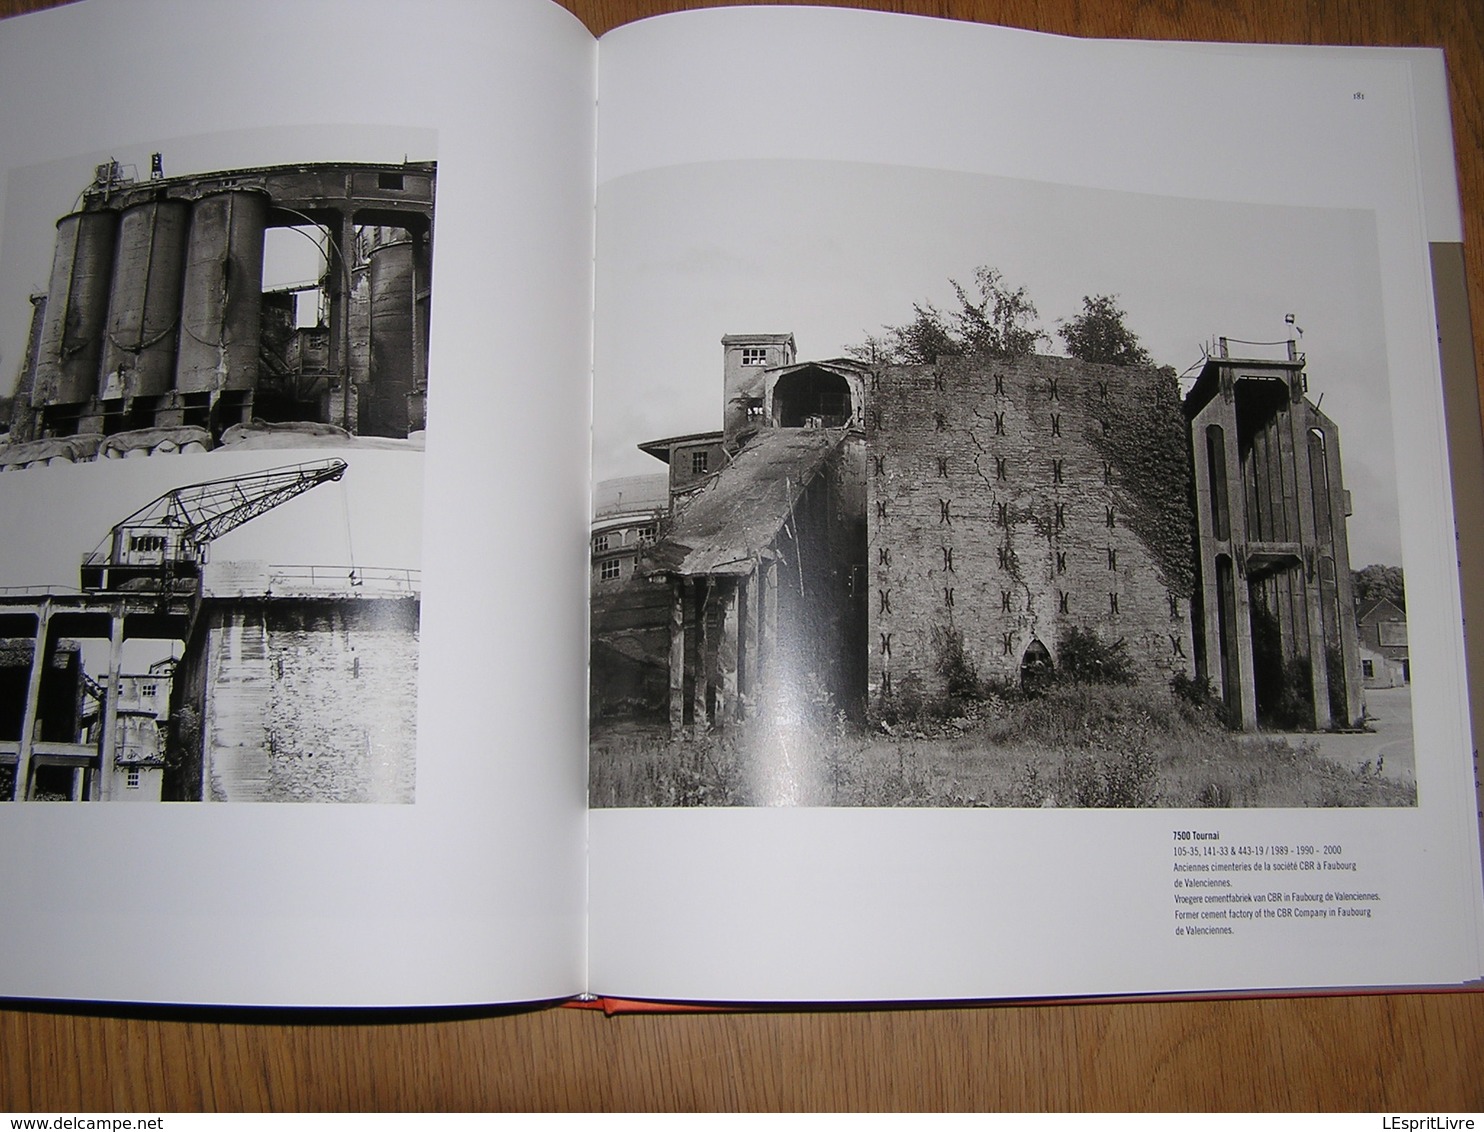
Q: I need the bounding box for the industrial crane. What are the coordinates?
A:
[80,458,348,592]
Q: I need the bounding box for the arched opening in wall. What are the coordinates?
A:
[773,369,852,428]
[257,223,334,427]
[1214,553,1239,718]
[1205,424,1230,541]
[1020,638,1054,694]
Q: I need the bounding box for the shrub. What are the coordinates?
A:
[932,624,981,699]
[1055,626,1134,686]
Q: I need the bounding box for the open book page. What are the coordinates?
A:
[586,7,1484,1001]
[0,0,595,1006]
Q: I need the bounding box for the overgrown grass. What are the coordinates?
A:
[589,684,1415,809]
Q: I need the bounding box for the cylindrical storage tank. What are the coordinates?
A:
[33,210,118,406]
[175,191,267,394]
[364,226,418,437]
[101,199,189,400]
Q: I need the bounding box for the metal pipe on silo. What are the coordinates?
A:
[365,226,416,437]
[33,210,118,407]
[101,199,189,400]
[175,191,267,395]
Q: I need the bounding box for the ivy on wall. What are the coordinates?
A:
[1085,366,1195,598]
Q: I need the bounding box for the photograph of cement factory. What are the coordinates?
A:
[0,150,429,803]
[0,450,421,803]
[0,154,433,466]
[588,162,1414,809]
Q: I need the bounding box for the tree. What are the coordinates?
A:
[1352,564,1405,611]
[950,266,1046,359]
[848,266,1045,363]
[1057,294,1152,366]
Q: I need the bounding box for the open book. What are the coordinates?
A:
[0,0,1479,1008]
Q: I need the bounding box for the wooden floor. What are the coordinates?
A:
[3,0,1483,1112]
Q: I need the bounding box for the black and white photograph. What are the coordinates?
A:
[0,133,431,803]
[588,160,1414,810]
[0,448,422,803]
[0,137,434,465]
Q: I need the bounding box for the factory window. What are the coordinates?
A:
[126,768,141,790]
[691,451,709,475]
[740,347,768,366]
[593,534,610,553]
[141,683,158,699]
[1362,659,1375,679]
[636,525,658,544]
[600,559,621,581]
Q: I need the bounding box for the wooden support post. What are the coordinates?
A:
[762,558,779,678]
[742,568,760,715]
[693,580,709,734]
[96,605,126,802]
[718,581,740,727]
[12,601,53,802]
[668,579,686,737]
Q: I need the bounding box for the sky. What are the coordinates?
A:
[0,447,423,594]
[593,160,1402,568]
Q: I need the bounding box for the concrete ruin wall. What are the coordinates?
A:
[170,597,418,802]
[866,353,1196,704]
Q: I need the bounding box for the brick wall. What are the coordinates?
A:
[866,354,1195,703]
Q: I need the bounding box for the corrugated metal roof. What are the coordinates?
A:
[647,429,848,578]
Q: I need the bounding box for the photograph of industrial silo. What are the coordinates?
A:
[0,141,434,469]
